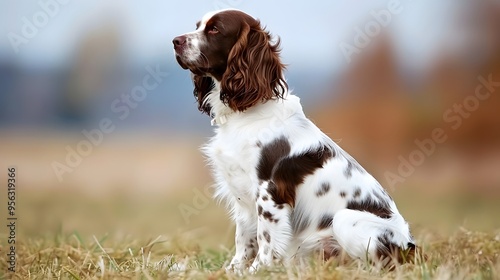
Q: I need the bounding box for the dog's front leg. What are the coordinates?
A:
[226,203,258,272]
[250,181,292,273]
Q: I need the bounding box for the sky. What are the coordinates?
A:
[0,0,459,74]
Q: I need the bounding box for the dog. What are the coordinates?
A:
[173,9,416,272]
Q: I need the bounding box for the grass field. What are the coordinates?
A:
[1,188,499,279]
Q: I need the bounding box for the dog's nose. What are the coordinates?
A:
[173,35,186,47]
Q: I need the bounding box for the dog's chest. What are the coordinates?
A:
[207,132,261,198]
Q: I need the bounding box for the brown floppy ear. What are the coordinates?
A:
[220,20,288,112]
[192,74,214,115]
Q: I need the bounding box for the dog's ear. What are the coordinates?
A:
[220,19,288,112]
[192,74,215,115]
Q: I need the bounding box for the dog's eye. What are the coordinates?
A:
[208,26,219,34]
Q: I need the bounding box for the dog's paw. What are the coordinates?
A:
[249,257,270,274]
[248,261,260,274]
[224,257,246,274]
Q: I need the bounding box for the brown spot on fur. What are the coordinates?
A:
[262,195,269,201]
[339,191,347,198]
[315,182,331,197]
[262,211,274,222]
[344,159,364,178]
[258,205,263,215]
[317,214,333,230]
[271,145,333,206]
[263,231,271,243]
[257,137,291,181]
[347,198,392,219]
[267,181,286,205]
[353,187,361,198]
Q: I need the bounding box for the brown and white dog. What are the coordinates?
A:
[173,9,416,272]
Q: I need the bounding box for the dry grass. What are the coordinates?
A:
[2,229,499,279]
[0,189,499,279]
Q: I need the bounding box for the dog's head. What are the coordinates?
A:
[173,9,287,114]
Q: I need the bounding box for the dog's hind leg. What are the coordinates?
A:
[332,209,416,267]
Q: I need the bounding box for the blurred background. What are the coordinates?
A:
[0,0,499,247]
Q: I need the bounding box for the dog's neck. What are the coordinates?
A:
[204,81,233,126]
[204,80,295,127]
